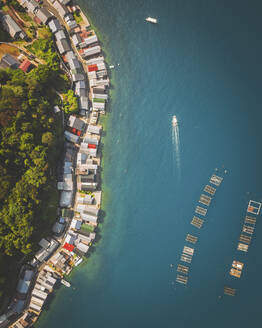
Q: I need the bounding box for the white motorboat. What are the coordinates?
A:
[172,115,178,127]
[145,17,158,24]
[61,279,71,287]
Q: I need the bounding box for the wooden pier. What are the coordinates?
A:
[237,242,249,252]
[204,185,216,195]
[191,216,204,228]
[242,225,254,235]
[183,246,194,256]
[176,274,188,285]
[180,253,192,263]
[239,234,251,244]
[247,200,261,215]
[224,286,236,296]
[209,174,223,186]
[199,194,211,206]
[195,206,207,216]
[177,264,189,274]
[244,216,256,225]
[186,234,198,244]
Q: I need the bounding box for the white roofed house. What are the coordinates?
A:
[84,35,98,46]
[70,218,82,231]
[92,98,105,111]
[65,50,76,62]
[81,45,101,59]
[24,0,39,14]
[48,18,62,33]
[75,80,87,97]
[35,7,53,24]
[68,58,82,74]
[79,141,97,157]
[87,124,102,135]
[54,29,66,41]
[60,190,73,208]
[79,96,89,112]
[76,193,94,205]
[56,38,70,55]
[53,1,69,18]
[72,73,85,82]
[66,19,78,30]
[1,14,26,39]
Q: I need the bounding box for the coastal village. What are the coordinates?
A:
[0,0,109,327]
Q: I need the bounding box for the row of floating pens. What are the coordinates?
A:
[223,200,261,297]
[176,170,225,286]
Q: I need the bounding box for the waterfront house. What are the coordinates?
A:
[92,99,105,111]
[48,18,62,33]
[53,1,69,18]
[92,93,108,101]
[59,0,71,5]
[87,124,102,135]
[81,45,101,58]
[86,55,105,65]
[76,242,89,254]
[35,7,53,24]
[72,33,82,47]
[54,29,66,41]
[84,34,98,46]
[60,190,73,208]
[19,59,34,73]
[76,194,94,205]
[67,115,86,134]
[77,175,97,192]
[79,142,97,157]
[56,38,70,54]
[0,53,20,69]
[1,14,24,39]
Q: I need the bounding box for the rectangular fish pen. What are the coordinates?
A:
[247,200,261,215]
[239,234,251,244]
[237,242,249,252]
[242,225,254,235]
[209,174,223,186]
[204,185,216,195]
[177,264,189,274]
[176,274,188,285]
[186,234,198,244]
[191,216,204,228]
[183,246,194,256]
[199,194,212,206]
[224,286,236,296]
[195,206,207,216]
[244,216,256,225]
[180,253,192,263]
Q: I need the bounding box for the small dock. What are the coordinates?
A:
[191,216,204,228]
[247,200,261,215]
[183,246,194,256]
[177,264,189,274]
[244,216,256,225]
[176,274,188,285]
[209,174,223,186]
[199,194,211,206]
[242,225,254,235]
[186,234,198,244]
[180,253,192,263]
[224,286,236,296]
[204,184,216,195]
[239,234,251,244]
[195,206,207,216]
[237,242,249,252]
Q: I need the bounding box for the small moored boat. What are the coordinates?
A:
[145,17,158,24]
[61,279,71,287]
[172,115,178,127]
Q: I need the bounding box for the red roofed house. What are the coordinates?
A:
[19,59,33,73]
[63,243,75,252]
[88,64,98,72]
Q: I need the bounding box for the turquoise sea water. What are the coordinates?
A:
[37,1,262,327]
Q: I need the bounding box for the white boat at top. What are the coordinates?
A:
[145,17,158,24]
[61,279,71,287]
[172,115,178,127]
[109,65,115,69]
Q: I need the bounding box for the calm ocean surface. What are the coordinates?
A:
[37,1,262,327]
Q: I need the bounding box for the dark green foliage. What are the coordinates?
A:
[0,65,63,301]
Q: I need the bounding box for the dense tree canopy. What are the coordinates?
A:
[0,64,64,302]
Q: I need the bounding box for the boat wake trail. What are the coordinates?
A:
[172,123,181,178]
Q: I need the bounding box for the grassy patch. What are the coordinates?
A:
[73,11,83,24]
[93,98,105,103]
[81,223,95,233]
[0,44,20,58]
[38,26,52,39]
